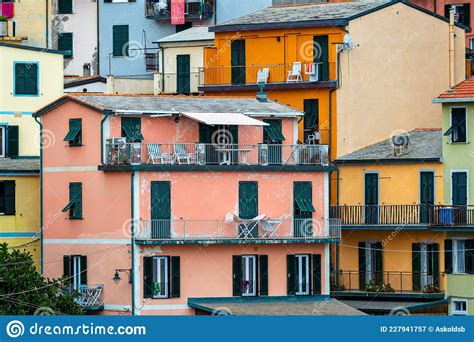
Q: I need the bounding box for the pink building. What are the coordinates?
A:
[34,94,347,315]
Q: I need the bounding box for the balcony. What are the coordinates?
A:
[198,63,336,91]
[330,204,474,228]
[135,217,341,244]
[331,271,445,295]
[68,284,104,311]
[104,142,330,169]
[145,0,213,20]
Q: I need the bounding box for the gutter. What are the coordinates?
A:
[33,115,44,274]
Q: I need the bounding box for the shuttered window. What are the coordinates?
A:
[287,253,321,295]
[0,181,15,215]
[232,254,268,297]
[14,63,39,96]
[239,182,258,219]
[58,0,73,14]
[64,119,82,146]
[7,125,19,158]
[294,182,315,213]
[63,255,87,287]
[445,239,474,274]
[263,120,285,143]
[58,32,73,58]
[121,117,143,141]
[113,25,129,57]
[143,256,180,299]
[444,108,467,143]
[62,182,82,219]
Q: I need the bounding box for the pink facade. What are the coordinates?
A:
[38,95,336,315]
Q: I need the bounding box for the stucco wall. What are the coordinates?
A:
[441,103,474,205]
[447,274,474,315]
[337,2,465,157]
[106,76,154,94]
[10,0,48,48]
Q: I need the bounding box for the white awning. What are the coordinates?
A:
[181,112,269,126]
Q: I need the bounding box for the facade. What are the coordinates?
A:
[433,78,474,316]
[64,76,107,93]
[50,0,99,76]
[36,94,341,315]
[155,26,214,94]
[0,43,63,268]
[199,0,466,162]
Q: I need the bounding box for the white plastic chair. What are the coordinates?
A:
[257,68,270,84]
[147,144,169,164]
[261,214,290,238]
[173,144,195,164]
[287,62,302,82]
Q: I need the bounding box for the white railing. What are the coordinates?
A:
[68,284,104,309]
[105,141,329,166]
[135,218,341,241]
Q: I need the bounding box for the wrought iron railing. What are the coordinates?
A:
[145,53,159,72]
[134,217,341,241]
[145,0,213,19]
[68,284,104,309]
[330,271,445,293]
[105,142,329,166]
[430,205,474,227]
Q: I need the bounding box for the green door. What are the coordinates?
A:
[452,172,468,225]
[263,119,283,164]
[313,35,329,81]
[294,182,313,237]
[420,171,434,224]
[239,182,258,238]
[151,181,171,238]
[176,55,190,94]
[364,173,378,224]
[231,40,246,85]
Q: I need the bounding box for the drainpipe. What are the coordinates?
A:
[159,43,165,92]
[100,110,112,164]
[46,0,49,48]
[131,171,136,316]
[34,115,44,274]
[449,8,455,88]
[96,0,100,75]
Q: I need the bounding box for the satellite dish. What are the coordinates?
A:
[343,33,355,51]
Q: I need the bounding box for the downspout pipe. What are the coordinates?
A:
[46,0,49,48]
[131,172,136,316]
[34,115,44,274]
[449,9,455,88]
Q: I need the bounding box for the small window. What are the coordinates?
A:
[241,255,257,296]
[62,182,82,219]
[58,0,73,14]
[452,299,468,316]
[14,63,39,96]
[153,256,169,298]
[64,255,87,290]
[112,25,129,57]
[121,117,143,141]
[58,32,73,58]
[444,108,467,143]
[453,240,466,273]
[0,181,15,215]
[64,118,82,146]
[294,181,315,214]
[295,254,310,295]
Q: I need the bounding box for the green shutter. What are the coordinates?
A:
[432,243,440,288]
[412,243,421,291]
[232,255,242,296]
[312,254,322,295]
[121,117,143,141]
[7,126,19,158]
[466,240,474,274]
[239,181,258,219]
[358,242,366,289]
[294,182,314,213]
[170,256,180,298]
[80,256,87,285]
[58,33,73,58]
[259,255,268,296]
[15,63,38,96]
[287,254,297,295]
[151,181,171,220]
[3,181,15,216]
[69,182,82,219]
[143,257,153,298]
[452,172,468,205]
[314,35,329,81]
[374,242,383,284]
[444,240,453,274]
[198,123,211,143]
[64,119,82,145]
[113,25,129,57]
[63,255,71,283]
[58,0,73,14]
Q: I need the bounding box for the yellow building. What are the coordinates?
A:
[0,42,63,269]
[330,129,451,314]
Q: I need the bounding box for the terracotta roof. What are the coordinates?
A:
[434,77,474,102]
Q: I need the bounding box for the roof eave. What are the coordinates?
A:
[335,158,441,165]
[210,19,348,33]
[432,97,474,103]
[34,96,104,117]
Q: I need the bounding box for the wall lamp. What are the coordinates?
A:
[113,268,132,285]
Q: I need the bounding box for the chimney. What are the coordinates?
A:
[256,84,268,102]
[449,8,455,88]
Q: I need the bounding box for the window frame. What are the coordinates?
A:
[64,118,82,146]
[0,126,6,158]
[58,32,74,58]
[152,256,169,299]
[451,170,469,205]
[448,107,468,143]
[241,255,257,297]
[453,239,466,274]
[13,62,39,97]
[295,254,310,295]
[451,298,468,316]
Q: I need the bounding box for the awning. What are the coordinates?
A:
[181,112,269,126]
[61,200,75,212]
[63,126,81,142]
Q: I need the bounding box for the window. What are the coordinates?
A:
[61,182,82,219]
[412,243,439,291]
[58,0,73,14]
[143,256,180,299]
[445,4,471,28]
[232,255,268,297]
[453,240,466,273]
[0,125,16,158]
[294,182,315,215]
[303,99,319,144]
[470,38,474,51]
[0,181,15,215]
[63,255,87,289]
[121,117,143,141]
[58,32,73,58]
[445,239,474,274]
[0,126,5,158]
[112,25,129,57]
[444,108,467,143]
[14,62,39,96]
[287,254,321,295]
[64,118,82,146]
[452,299,468,316]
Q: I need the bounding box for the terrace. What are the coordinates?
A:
[145,0,213,20]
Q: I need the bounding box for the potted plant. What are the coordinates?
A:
[0,16,7,37]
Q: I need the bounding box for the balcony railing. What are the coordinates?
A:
[198,63,333,87]
[145,53,159,72]
[135,217,341,241]
[105,142,329,166]
[331,271,445,294]
[330,204,474,227]
[146,0,213,19]
[68,284,104,310]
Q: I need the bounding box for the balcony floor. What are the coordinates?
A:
[136,237,340,245]
[100,164,335,172]
[198,80,337,92]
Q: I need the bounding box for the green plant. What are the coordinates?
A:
[330,281,345,291]
[365,279,395,293]
[0,243,83,315]
[422,284,440,294]
[0,16,7,22]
